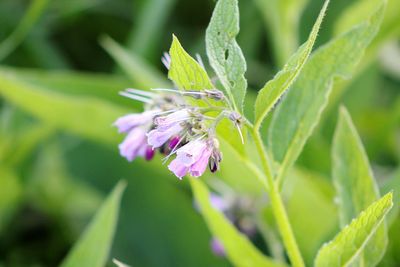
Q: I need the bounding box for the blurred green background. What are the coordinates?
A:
[0,0,399,266]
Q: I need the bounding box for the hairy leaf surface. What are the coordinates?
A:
[254,0,329,129]
[314,192,393,267]
[168,35,214,91]
[206,0,247,112]
[332,107,387,266]
[268,4,385,185]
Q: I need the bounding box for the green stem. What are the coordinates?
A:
[252,129,305,267]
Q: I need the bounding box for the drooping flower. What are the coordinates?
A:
[154,109,190,129]
[114,49,242,179]
[168,138,215,178]
[167,158,189,179]
[114,110,159,133]
[147,122,184,149]
[118,127,148,161]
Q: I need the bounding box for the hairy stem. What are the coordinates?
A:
[252,129,305,267]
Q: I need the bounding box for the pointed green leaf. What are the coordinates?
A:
[314,192,393,267]
[60,181,126,267]
[0,69,129,145]
[268,4,385,186]
[0,0,49,60]
[168,35,214,90]
[332,107,387,266]
[190,178,286,267]
[100,35,169,88]
[206,0,247,112]
[254,0,329,129]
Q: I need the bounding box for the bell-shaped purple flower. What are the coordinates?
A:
[175,139,207,166]
[147,122,183,149]
[119,127,147,161]
[168,158,190,179]
[168,139,215,179]
[190,147,212,177]
[154,109,190,130]
[114,110,158,133]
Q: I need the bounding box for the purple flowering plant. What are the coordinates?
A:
[111,0,395,267]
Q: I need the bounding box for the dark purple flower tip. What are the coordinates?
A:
[168,136,180,150]
[145,146,155,161]
[209,160,218,173]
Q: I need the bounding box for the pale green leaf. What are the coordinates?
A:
[0,69,129,145]
[334,0,385,36]
[268,4,385,186]
[190,178,286,267]
[332,107,387,266]
[168,35,214,90]
[314,192,393,267]
[254,0,329,129]
[60,181,126,267]
[206,0,247,112]
[100,35,169,88]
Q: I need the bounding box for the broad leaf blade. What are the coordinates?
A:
[332,107,387,266]
[190,178,286,267]
[314,192,393,267]
[60,181,126,267]
[0,70,129,145]
[206,0,247,112]
[254,0,329,129]
[168,35,214,91]
[268,4,385,185]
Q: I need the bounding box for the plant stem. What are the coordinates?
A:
[252,129,305,267]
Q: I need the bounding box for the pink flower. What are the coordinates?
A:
[147,122,183,148]
[189,146,212,177]
[118,127,147,161]
[154,109,190,130]
[168,139,213,179]
[168,158,190,179]
[114,110,157,133]
[175,139,208,166]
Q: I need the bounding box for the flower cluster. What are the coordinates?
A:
[114,54,242,179]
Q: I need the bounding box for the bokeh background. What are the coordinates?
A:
[0,0,399,266]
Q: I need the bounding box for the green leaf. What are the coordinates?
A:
[0,69,129,145]
[0,0,49,61]
[334,0,385,36]
[332,107,387,266]
[206,0,247,112]
[190,178,286,267]
[0,166,22,233]
[127,0,177,60]
[100,35,169,89]
[254,0,329,129]
[314,192,393,267]
[268,3,385,186]
[168,35,214,90]
[60,181,126,267]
